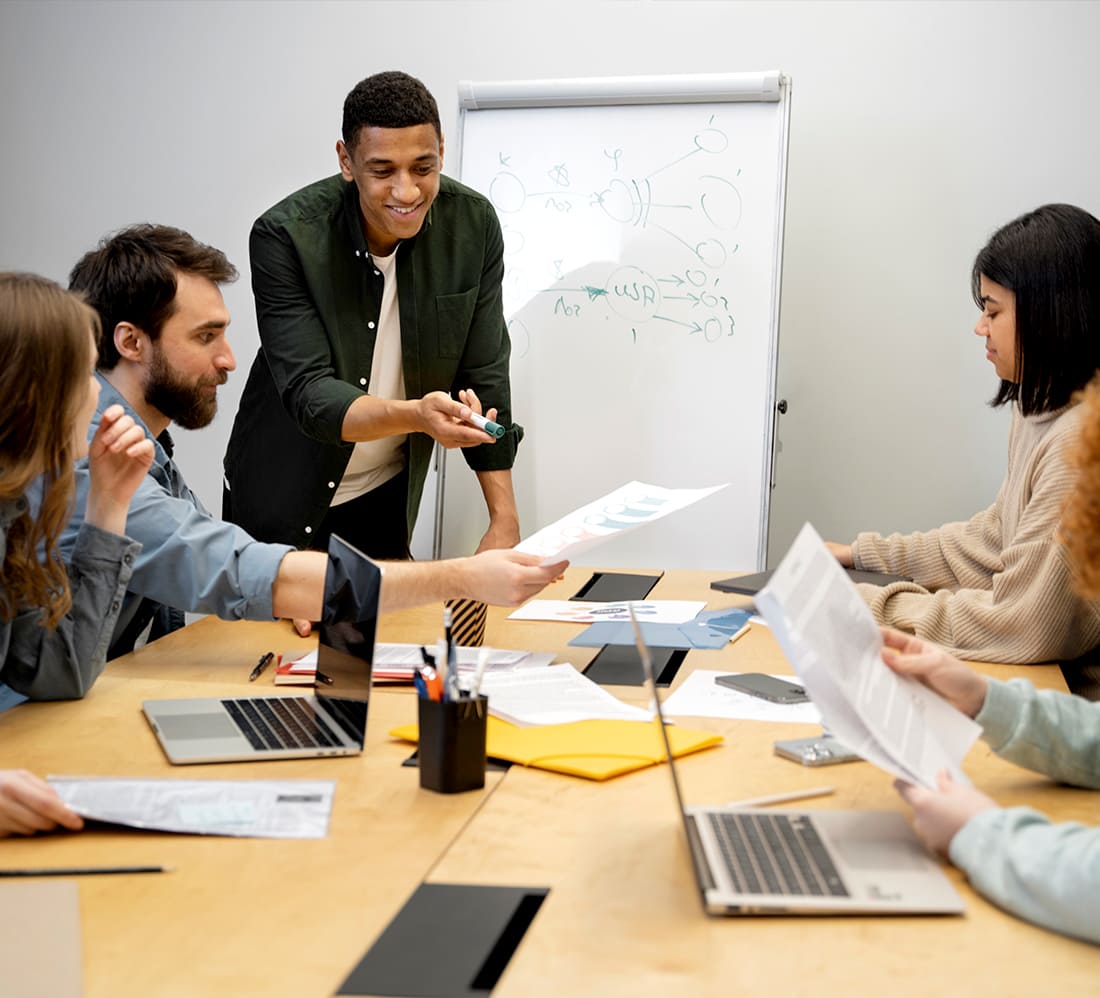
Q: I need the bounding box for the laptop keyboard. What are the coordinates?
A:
[707,812,849,897]
[222,697,349,752]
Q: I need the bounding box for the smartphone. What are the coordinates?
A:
[774,735,862,767]
[714,672,809,704]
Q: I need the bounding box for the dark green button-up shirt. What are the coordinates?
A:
[223,174,521,549]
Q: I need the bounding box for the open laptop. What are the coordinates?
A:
[142,536,380,764]
[628,606,964,916]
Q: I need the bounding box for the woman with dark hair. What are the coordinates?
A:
[0,272,152,836]
[829,204,1100,664]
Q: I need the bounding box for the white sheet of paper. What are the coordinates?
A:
[514,481,727,565]
[754,524,982,789]
[479,664,652,726]
[661,670,823,724]
[507,600,707,624]
[48,777,336,838]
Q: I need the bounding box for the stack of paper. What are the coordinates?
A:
[754,524,981,789]
[476,664,652,726]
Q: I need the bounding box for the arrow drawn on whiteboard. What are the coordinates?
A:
[498,153,511,166]
[659,275,686,287]
[653,316,704,334]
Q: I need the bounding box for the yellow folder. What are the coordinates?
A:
[389,716,722,781]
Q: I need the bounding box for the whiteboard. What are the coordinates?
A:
[436,72,790,571]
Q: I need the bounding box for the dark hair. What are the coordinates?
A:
[68,223,237,370]
[972,203,1100,416]
[342,70,441,152]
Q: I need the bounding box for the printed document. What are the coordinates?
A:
[479,664,652,726]
[754,524,981,789]
[515,481,726,565]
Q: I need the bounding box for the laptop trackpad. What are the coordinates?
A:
[154,713,241,740]
[831,838,927,872]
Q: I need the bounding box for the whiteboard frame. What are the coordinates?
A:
[432,72,792,569]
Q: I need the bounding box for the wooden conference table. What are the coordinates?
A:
[2,568,1099,996]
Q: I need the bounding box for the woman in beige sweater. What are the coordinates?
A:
[829,204,1100,664]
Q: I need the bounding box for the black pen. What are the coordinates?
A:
[0,866,168,877]
[315,670,334,686]
[248,651,275,682]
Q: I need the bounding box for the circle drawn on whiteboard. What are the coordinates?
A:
[490,173,526,213]
[502,225,525,257]
[592,179,636,224]
[507,317,531,359]
[694,239,728,269]
[693,128,729,155]
[698,175,742,231]
[606,266,661,323]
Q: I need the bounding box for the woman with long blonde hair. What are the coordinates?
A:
[0,272,152,836]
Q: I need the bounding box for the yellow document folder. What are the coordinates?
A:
[390,716,722,781]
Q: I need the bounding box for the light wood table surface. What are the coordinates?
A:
[2,567,1098,995]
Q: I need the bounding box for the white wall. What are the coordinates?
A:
[3,0,1098,568]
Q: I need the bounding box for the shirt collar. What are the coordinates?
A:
[95,372,174,465]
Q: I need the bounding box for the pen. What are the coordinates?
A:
[463,411,505,439]
[315,670,334,686]
[470,647,490,700]
[248,651,275,682]
[0,865,169,877]
[724,786,836,809]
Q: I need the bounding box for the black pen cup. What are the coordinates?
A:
[417,695,489,793]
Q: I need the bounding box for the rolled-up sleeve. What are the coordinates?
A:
[123,474,292,621]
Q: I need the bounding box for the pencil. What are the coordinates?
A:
[724,786,835,809]
[0,865,168,877]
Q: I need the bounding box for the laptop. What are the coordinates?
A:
[142,536,381,765]
[710,568,912,597]
[628,606,964,916]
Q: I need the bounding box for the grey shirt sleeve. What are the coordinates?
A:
[0,522,140,700]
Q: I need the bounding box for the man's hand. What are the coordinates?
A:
[460,549,568,606]
[895,771,997,855]
[825,541,854,567]
[879,627,989,718]
[84,404,155,536]
[415,391,499,449]
[0,770,83,837]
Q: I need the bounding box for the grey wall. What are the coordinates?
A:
[3,0,1098,568]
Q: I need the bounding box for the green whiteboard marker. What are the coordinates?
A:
[466,411,505,438]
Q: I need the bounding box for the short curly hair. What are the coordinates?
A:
[1062,374,1100,599]
[342,71,441,152]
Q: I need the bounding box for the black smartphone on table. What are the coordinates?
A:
[714,672,809,704]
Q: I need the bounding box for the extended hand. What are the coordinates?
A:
[879,627,988,718]
[0,770,83,837]
[895,770,997,856]
[462,549,568,606]
[415,391,499,449]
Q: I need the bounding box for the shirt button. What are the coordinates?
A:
[360,377,367,386]
[355,250,361,257]
[123,553,133,565]
[111,601,121,613]
[305,526,312,535]
[374,270,381,277]
[328,481,336,489]
[368,321,376,330]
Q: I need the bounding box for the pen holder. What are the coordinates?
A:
[417,695,489,794]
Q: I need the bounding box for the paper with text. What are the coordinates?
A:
[754,524,981,789]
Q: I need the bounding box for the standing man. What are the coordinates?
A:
[223,70,521,560]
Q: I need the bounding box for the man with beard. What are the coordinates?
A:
[60,225,565,658]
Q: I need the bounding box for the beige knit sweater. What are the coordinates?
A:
[851,403,1100,664]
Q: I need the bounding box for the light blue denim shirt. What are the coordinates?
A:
[949,677,1100,945]
[1,489,139,699]
[58,375,293,659]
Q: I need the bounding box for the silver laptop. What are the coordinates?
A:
[629,606,964,916]
[143,536,380,765]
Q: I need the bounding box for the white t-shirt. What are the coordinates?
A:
[332,248,407,506]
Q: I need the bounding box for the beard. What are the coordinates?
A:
[144,347,225,430]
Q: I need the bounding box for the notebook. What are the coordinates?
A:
[710,567,912,597]
[628,606,964,916]
[142,535,380,765]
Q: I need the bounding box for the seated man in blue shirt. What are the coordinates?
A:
[61,224,564,659]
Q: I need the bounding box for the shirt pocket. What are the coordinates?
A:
[435,287,479,359]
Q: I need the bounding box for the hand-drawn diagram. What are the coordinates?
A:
[479,113,750,352]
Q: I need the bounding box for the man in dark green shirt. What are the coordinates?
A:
[223,71,521,558]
